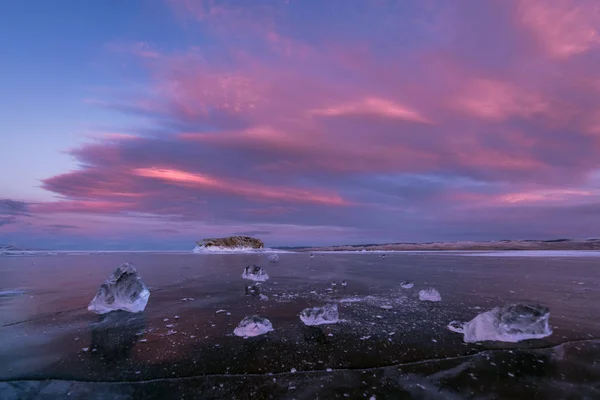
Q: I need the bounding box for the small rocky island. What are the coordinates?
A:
[194,236,264,251]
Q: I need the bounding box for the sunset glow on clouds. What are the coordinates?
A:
[2,0,600,249]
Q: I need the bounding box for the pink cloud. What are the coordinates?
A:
[516,0,600,58]
[310,97,432,124]
[455,78,548,121]
[133,167,351,206]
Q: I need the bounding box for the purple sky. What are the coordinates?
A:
[2,0,600,249]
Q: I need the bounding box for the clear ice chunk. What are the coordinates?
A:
[242,265,270,282]
[245,284,262,296]
[300,303,339,326]
[400,281,414,289]
[267,254,279,262]
[233,315,274,337]
[88,262,150,314]
[419,288,441,302]
[448,303,552,343]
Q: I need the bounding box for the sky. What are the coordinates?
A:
[1,0,600,250]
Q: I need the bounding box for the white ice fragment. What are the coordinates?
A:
[82,347,89,352]
[268,254,280,263]
[448,303,553,343]
[139,339,147,343]
[331,281,337,287]
[290,368,297,373]
[135,371,141,375]
[174,315,180,319]
[360,335,371,340]
[233,315,274,337]
[380,305,393,310]
[341,280,347,287]
[419,288,441,302]
[166,324,174,328]
[88,262,150,314]
[216,309,227,314]
[166,330,177,336]
[400,281,414,289]
[326,368,333,372]
[300,304,339,326]
[242,265,270,282]
[259,294,269,301]
[163,318,169,322]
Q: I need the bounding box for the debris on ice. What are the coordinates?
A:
[419,288,441,302]
[233,315,274,337]
[448,303,553,343]
[400,280,414,289]
[242,265,270,282]
[88,262,150,314]
[300,303,339,326]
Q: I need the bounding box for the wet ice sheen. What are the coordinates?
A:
[233,315,274,337]
[448,303,553,343]
[242,265,270,282]
[300,303,339,326]
[88,262,150,314]
[419,288,441,302]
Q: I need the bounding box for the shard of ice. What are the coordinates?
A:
[241,265,270,282]
[267,254,279,262]
[400,280,414,289]
[448,303,552,343]
[300,303,339,326]
[419,288,441,302]
[88,262,150,314]
[233,315,274,337]
[245,284,262,296]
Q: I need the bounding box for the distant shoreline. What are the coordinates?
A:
[297,238,600,252]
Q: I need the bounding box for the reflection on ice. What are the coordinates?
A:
[90,311,145,360]
[242,265,270,282]
[300,304,339,326]
[448,303,553,343]
[233,315,274,337]
[419,288,441,302]
[88,262,150,314]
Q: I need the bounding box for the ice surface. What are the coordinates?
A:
[88,262,150,314]
[419,288,441,302]
[242,265,270,282]
[268,254,279,262]
[233,315,274,337]
[459,250,600,257]
[400,281,414,289]
[300,303,339,326]
[448,303,553,343]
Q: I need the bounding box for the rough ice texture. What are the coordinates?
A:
[198,236,264,249]
[242,265,270,282]
[88,263,150,314]
[300,304,339,326]
[448,304,553,343]
[419,288,441,302]
[268,254,279,262]
[400,281,414,289]
[233,315,274,337]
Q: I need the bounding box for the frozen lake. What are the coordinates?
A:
[1,252,599,399]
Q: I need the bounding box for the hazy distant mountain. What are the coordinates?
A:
[303,238,600,252]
